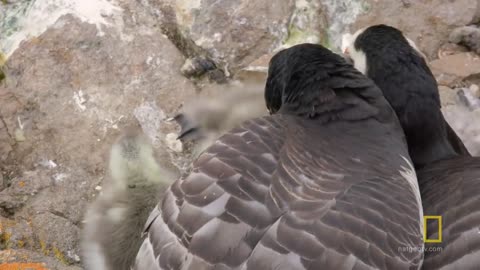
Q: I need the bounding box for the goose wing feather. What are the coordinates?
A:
[134,116,286,270]
[134,114,423,270]
[420,157,480,270]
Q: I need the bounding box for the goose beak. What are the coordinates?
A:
[343,49,354,65]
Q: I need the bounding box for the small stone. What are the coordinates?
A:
[457,87,480,110]
[67,250,81,262]
[449,26,480,54]
[242,53,272,73]
[470,84,480,97]
[180,57,216,78]
[95,185,102,191]
[180,58,195,76]
[14,128,25,142]
[165,133,183,153]
[401,0,411,7]
[41,160,57,169]
[160,0,294,71]
[207,69,227,84]
[437,43,469,59]
[439,86,458,106]
[53,173,68,183]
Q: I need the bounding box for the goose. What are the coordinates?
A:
[81,128,178,270]
[344,24,480,269]
[133,43,424,270]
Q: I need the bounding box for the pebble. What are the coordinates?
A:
[470,84,479,98]
[165,133,183,153]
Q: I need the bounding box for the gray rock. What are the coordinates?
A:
[29,211,80,265]
[430,52,480,86]
[180,56,217,78]
[437,42,470,59]
[353,0,480,59]
[440,86,480,157]
[0,193,25,217]
[457,86,480,110]
[0,216,35,250]
[439,85,459,107]
[151,0,295,73]
[0,2,198,266]
[449,25,480,54]
[151,0,369,75]
[0,87,19,164]
[443,104,480,156]
[320,0,368,50]
[0,248,83,270]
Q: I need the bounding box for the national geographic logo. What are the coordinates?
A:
[423,215,442,243]
[398,215,444,253]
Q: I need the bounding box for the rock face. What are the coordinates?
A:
[353,0,480,59]
[0,84,20,164]
[430,52,480,86]
[0,0,197,266]
[449,25,480,54]
[443,101,480,156]
[152,0,294,74]
[431,52,480,78]
[0,249,82,270]
[151,0,370,75]
[438,83,480,157]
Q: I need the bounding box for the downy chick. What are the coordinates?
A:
[173,81,268,156]
[81,128,178,270]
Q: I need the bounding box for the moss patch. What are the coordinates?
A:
[361,1,371,12]
[37,238,70,265]
[320,34,333,50]
[284,25,319,47]
[0,263,48,270]
[39,239,49,256]
[0,231,12,249]
[52,245,68,265]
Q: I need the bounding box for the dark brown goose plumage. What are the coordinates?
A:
[345,24,480,270]
[133,44,424,270]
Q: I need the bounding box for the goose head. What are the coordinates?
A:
[343,24,470,168]
[264,43,390,122]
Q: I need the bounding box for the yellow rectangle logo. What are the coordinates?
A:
[423,215,442,243]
